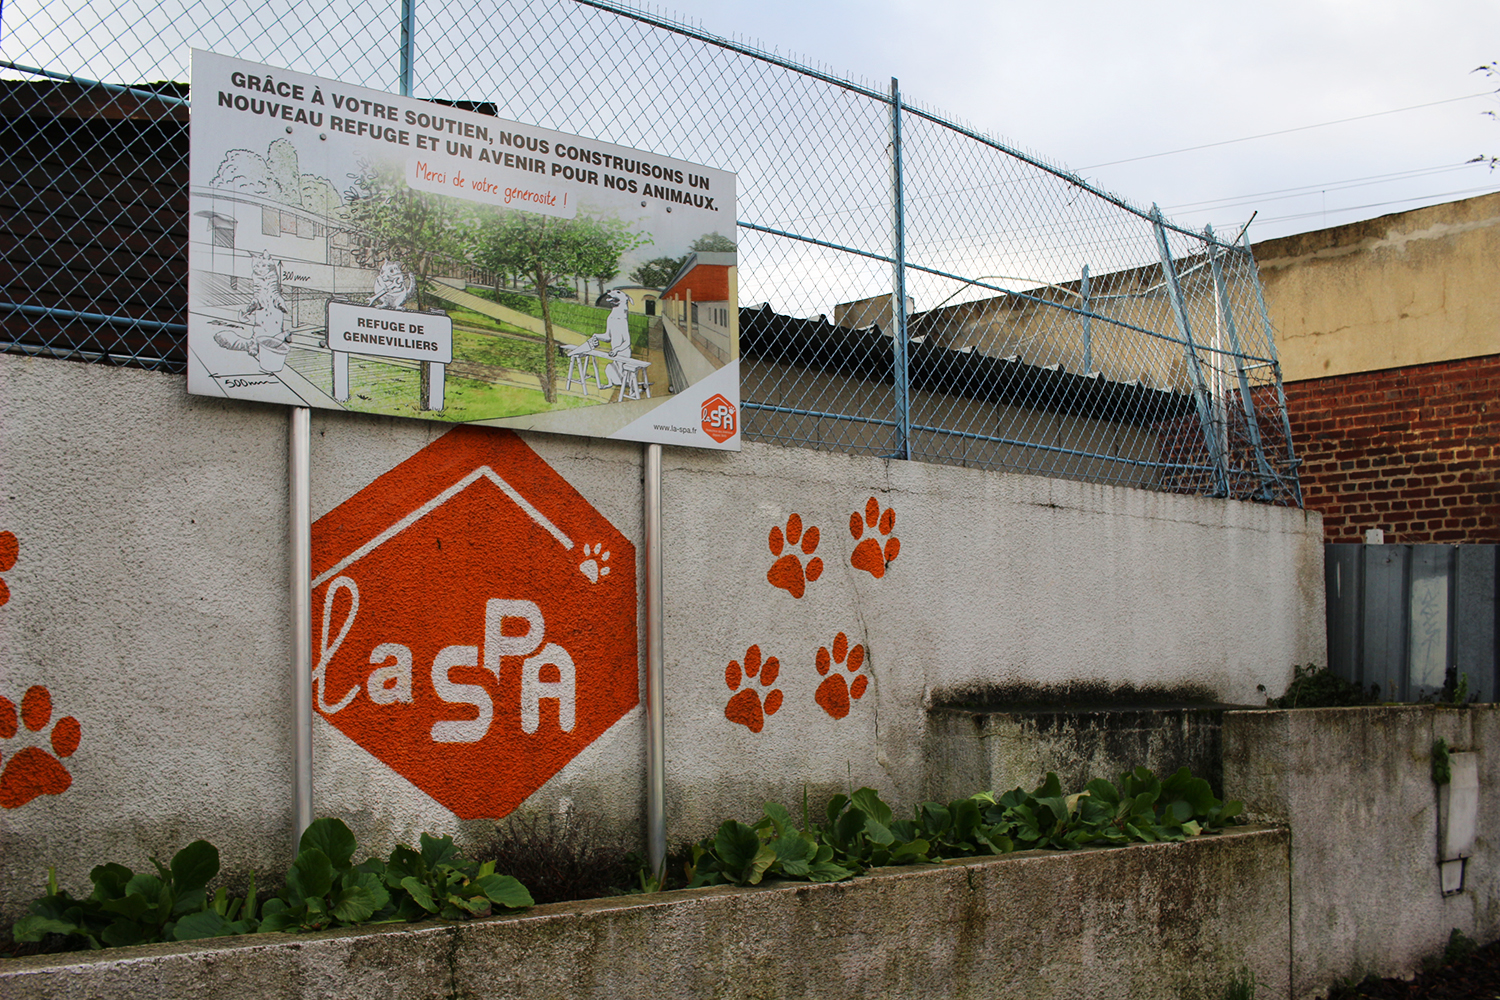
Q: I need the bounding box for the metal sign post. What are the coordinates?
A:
[290,406,313,849]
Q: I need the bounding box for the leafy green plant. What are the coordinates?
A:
[11,840,257,948]
[982,767,1242,852]
[385,832,533,920]
[259,819,392,932]
[13,770,1239,956]
[819,788,931,870]
[903,792,1008,859]
[680,766,1242,892]
[686,800,857,888]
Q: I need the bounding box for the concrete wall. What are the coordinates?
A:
[0,827,1291,1000]
[1254,192,1500,383]
[0,352,1324,921]
[925,707,1225,804]
[1223,706,1500,998]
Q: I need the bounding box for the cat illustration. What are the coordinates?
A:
[214,251,291,373]
[368,260,416,309]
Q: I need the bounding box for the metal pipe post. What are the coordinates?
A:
[890,77,910,461]
[1151,206,1229,497]
[1204,227,1275,499]
[643,443,666,879]
[1241,231,1304,507]
[289,406,314,850]
[1080,264,1093,374]
[399,0,416,97]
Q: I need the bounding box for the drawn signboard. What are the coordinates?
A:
[187,50,740,450]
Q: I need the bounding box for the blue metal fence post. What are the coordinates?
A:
[1204,226,1275,499]
[1151,205,1230,497]
[1241,230,1304,507]
[890,77,910,461]
[1080,264,1093,374]
[399,0,416,97]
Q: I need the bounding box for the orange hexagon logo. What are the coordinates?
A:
[700,393,737,443]
[310,427,637,820]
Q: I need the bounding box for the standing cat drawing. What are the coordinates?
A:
[214,251,291,373]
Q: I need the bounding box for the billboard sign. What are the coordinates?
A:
[187,50,739,449]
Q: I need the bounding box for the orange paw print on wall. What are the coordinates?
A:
[849,498,899,579]
[0,530,17,606]
[766,513,823,599]
[814,632,869,720]
[0,686,81,808]
[724,644,783,733]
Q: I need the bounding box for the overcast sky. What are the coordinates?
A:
[651,0,1500,244]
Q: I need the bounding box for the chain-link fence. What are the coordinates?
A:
[1,0,1300,504]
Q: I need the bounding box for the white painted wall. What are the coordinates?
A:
[0,354,1323,920]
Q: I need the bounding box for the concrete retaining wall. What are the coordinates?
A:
[924,706,1225,803]
[0,353,1324,920]
[0,827,1291,1000]
[1223,706,1500,998]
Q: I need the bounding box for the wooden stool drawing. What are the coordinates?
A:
[563,343,607,395]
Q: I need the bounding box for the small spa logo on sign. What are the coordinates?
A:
[310,427,638,820]
[701,393,737,444]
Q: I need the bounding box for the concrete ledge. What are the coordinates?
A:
[1,827,1289,1000]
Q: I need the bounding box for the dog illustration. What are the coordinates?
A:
[592,288,633,387]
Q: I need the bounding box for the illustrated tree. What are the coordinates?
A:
[576,216,651,301]
[341,158,474,408]
[689,231,736,252]
[629,255,686,289]
[474,211,589,402]
[342,158,463,312]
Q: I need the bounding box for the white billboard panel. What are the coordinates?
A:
[187,50,740,449]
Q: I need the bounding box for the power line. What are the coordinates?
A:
[1230,184,1500,228]
[1165,162,1479,214]
[1081,92,1493,170]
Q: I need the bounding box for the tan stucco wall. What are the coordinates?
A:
[1254,191,1500,382]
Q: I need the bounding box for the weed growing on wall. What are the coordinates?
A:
[1431,738,1453,786]
[1264,664,1378,708]
[483,812,639,905]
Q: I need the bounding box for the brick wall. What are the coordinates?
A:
[1284,354,1500,543]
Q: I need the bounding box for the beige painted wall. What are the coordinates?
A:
[1254,191,1500,382]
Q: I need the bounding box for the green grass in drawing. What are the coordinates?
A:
[336,358,599,422]
[441,377,599,421]
[445,307,536,338]
[466,287,650,350]
[452,327,547,372]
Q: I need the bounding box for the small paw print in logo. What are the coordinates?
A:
[849,498,899,579]
[0,530,17,606]
[766,513,823,599]
[0,686,81,809]
[724,644,783,733]
[814,632,869,720]
[579,542,611,583]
